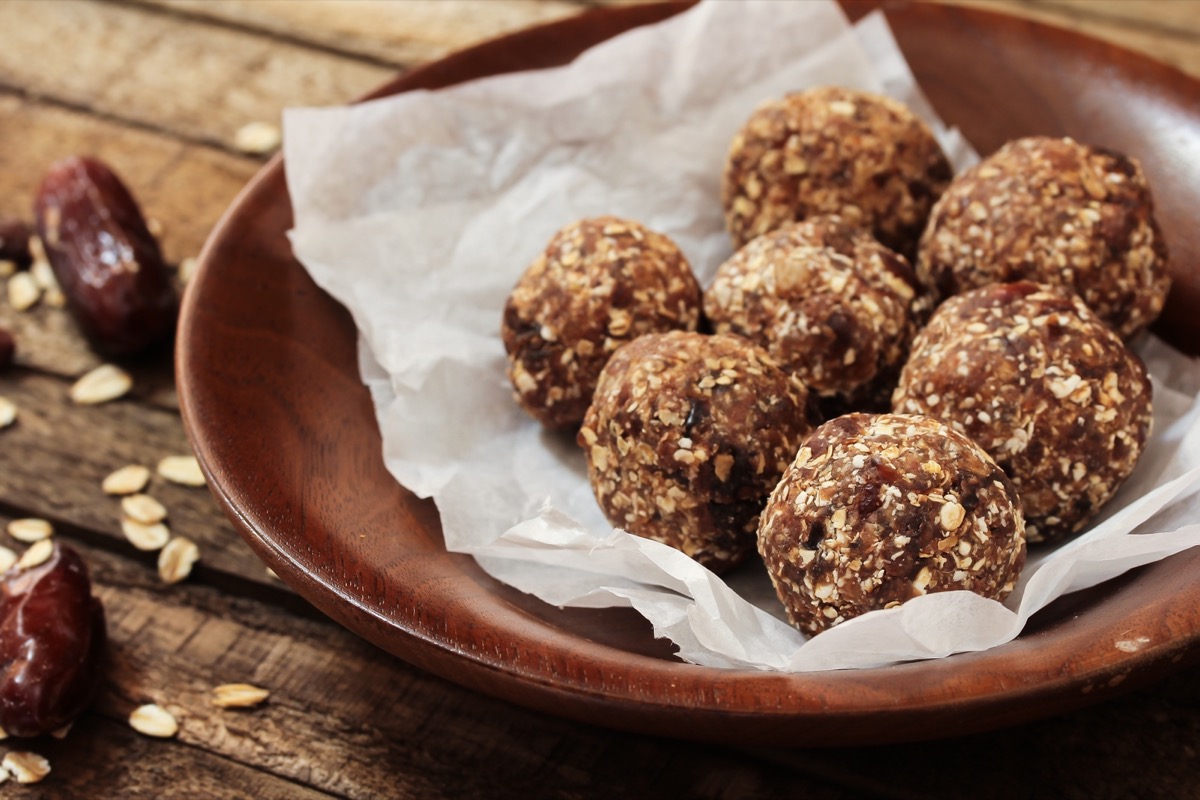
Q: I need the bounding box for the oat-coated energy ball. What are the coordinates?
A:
[502,217,702,429]
[579,331,812,572]
[917,136,1170,339]
[892,282,1153,543]
[722,87,952,257]
[758,413,1026,635]
[704,216,928,415]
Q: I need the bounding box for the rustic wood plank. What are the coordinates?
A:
[126,0,585,68]
[932,0,1200,78]
[0,0,393,153]
[0,371,283,595]
[1033,0,1200,39]
[0,93,259,393]
[0,716,338,800]
[0,533,845,800]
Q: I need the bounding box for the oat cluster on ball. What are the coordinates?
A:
[579,331,812,573]
[502,216,702,429]
[892,282,1153,543]
[758,413,1026,635]
[722,86,952,257]
[704,215,928,415]
[918,136,1170,338]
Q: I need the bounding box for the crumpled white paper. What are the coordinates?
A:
[284,0,1200,671]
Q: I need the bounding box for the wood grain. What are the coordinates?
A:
[127,0,586,68]
[0,0,393,153]
[0,371,279,594]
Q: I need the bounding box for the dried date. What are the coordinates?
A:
[0,218,32,268]
[0,542,106,737]
[34,157,177,356]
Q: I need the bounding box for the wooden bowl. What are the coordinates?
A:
[177,0,1200,745]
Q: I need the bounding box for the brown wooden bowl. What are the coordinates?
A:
[177,0,1200,746]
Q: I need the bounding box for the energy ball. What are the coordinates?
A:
[917,136,1170,339]
[722,86,952,257]
[579,331,812,572]
[758,413,1026,635]
[892,281,1153,543]
[502,216,702,429]
[704,216,928,416]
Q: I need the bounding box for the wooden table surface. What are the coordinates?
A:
[1,1,1199,797]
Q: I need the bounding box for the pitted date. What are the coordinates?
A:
[0,542,106,737]
[35,157,177,356]
[0,218,32,267]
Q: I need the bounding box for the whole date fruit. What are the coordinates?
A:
[0,542,106,737]
[0,218,32,267]
[35,157,177,356]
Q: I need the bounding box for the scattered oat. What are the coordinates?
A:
[30,259,58,292]
[121,493,167,525]
[158,537,200,584]
[178,256,199,284]
[7,271,39,311]
[103,464,152,495]
[234,121,282,154]
[121,519,170,552]
[16,539,54,570]
[0,546,16,572]
[157,455,205,487]
[2,751,50,784]
[0,396,16,428]
[7,518,53,543]
[265,566,280,580]
[212,683,270,709]
[129,704,178,738]
[70,364,133,405]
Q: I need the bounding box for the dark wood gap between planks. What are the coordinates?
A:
[0,80,273,165]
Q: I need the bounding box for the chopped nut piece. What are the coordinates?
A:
[16,539,54,570]
[121,493,167,525]
[103,464,152,495]
[212,683,271,709]
[70,364,133,405]
[939,501,966,531]
[234,121,282,154]
[7,271,40,311]
[157,455,206,487]
[121,519,171,552]
[158,537,200,584]
[0,396,16,429]
[129,704,178,738]
[7,518,53,543]
[2,751,50,784]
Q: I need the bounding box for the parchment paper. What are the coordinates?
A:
[284,0,1200,671]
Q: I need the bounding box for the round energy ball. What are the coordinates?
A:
[917,136,1170,339]
[758,413,1026,635]
[502,216,702,429]
[722,86,952,257]
[579,331,812,572]
[703,216,928,416]
[892,281,1153,543]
